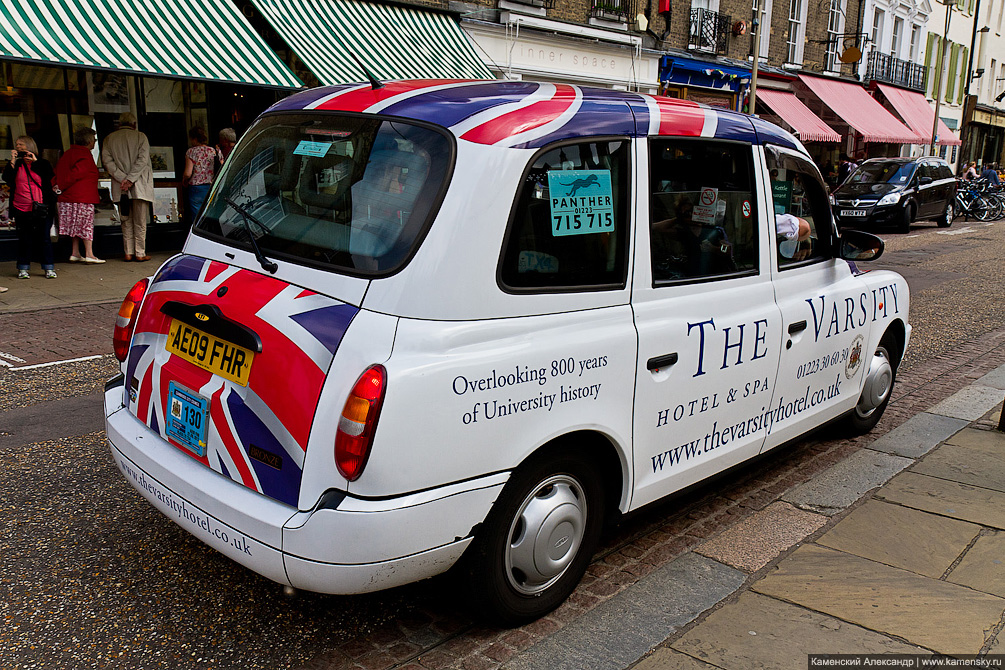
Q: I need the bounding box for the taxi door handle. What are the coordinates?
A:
[647,353,678,371]
[788,320,807,335]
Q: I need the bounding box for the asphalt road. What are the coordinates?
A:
[1,217,1003,669]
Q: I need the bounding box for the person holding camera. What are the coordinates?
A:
[2,136,56,279]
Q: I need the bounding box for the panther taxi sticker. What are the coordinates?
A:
[547,170,614,237]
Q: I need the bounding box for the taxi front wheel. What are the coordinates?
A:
[461,451,605,627]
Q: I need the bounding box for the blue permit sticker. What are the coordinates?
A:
[547,170,615,237]
[293,140,332,157]
[166,382,209,457]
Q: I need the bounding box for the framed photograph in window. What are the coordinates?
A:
[150,146,175,178]
[87,72,131,114]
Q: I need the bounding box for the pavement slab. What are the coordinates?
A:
[632,649,718,670]
[878,471,1005,530]
[911,432,1005,492]
[948,531,1005,598]
[866,412,969,459]
[815,499,980,578]
[695,502,827,573]
[751,544,1005,654]
[781,448,912,515]
[502,553,744,670]
[927,386,1005,421]
[666,592,929,669]
[976,365,1005,391]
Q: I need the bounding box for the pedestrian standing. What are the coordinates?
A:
[101,112,154,262]
[982,163,1001,186]
[2,136,56,279]
[964,161,978,180]
[183,126,215,219]
[837,154,857,184]
[215,127,236,174]
[54,127,103,264]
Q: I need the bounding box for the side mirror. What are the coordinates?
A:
[839,229,884,262]
[919,176,933,185]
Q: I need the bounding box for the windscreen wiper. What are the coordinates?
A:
[224,196,278,274]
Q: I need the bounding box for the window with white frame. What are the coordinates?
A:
[872,9,885,51]
[990,58,998,103]
[892,17,904,57]
[909,25,920,61]
[787,0,808,63]
[752,0,775,58]
[825,0,846,71]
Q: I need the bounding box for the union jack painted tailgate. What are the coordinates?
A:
[125,255,359,507]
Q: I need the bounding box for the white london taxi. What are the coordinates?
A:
[104,80,909,626]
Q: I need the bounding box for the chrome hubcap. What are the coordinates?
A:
[856,346,893,418]
[505,474,587,596]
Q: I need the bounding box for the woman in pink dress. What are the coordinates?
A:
[54,127,103,263]
[183,127,215,221]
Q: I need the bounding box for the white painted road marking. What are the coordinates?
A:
[9,355,104,371]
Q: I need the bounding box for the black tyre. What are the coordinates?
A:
[937,200,953,227]
[461,450,605,627]
[897,204,912,233]
[844,342,896,435]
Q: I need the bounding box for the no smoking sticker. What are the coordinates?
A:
[692,187,718,224]
[742,201,751,217]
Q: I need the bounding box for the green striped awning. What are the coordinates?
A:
[249,0,494,84]
[0,0,302,88]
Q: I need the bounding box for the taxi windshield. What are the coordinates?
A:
[196,113,453,276]
[847,161,915,188]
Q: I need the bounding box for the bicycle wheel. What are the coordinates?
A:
[974,196,995,222]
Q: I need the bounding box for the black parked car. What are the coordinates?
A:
[831,157,956,232]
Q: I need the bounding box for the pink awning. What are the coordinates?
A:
[757,89,842,142]
[875,83,962,146]
[797,75,925,144]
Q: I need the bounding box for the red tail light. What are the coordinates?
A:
[335,365,386,481]
[113,279,149,362]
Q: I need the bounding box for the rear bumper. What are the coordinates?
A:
[104,376,506,594]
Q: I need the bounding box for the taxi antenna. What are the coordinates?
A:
[351,53,385,90]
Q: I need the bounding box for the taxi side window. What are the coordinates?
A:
[649,139,758,283]
[765,151,833,268]
[499,140,630,291]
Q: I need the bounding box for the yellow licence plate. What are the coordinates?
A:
[166,319,255,386]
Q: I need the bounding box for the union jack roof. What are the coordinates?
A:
[266,80,801,151]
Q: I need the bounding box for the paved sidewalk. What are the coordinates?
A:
[0,251,175,314]
[614,368,1005,669]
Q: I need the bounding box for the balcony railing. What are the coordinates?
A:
[865,51,927,92]
[689,8,731,54]
[591,0,631,21]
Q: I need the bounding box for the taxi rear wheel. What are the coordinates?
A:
[845,343,895,435]
[461,451,605,627]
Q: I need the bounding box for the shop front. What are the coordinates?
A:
[0,0,304,262]
[795,74,924,165]
[462,10,661,91]
[752,77,843,187]
[967,106,1005,168]
[871,83,961,171]
[658,54,748,111]
[1,0,495,264]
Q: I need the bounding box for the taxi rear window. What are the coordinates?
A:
[196,113,453,276]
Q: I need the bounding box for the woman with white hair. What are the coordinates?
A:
[55,127,103,263]
[2,135,57,279]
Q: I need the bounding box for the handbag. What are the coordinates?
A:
[22,163,49,219]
